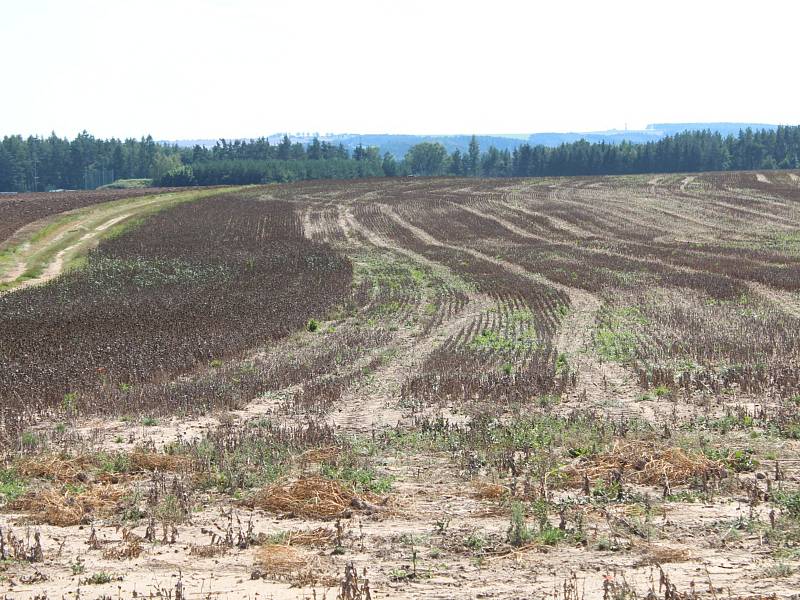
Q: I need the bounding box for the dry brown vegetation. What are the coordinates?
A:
[3,172,800,598]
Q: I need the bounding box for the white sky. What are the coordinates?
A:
[1,0,798,140]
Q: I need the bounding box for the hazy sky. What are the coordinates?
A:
[2,0,798,139]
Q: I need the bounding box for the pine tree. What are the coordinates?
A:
[468,135,480,176]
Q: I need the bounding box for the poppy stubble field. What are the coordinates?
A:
[2,172,800,599]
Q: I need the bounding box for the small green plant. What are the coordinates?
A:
[141,416,158,427]
[537,526,566,546]
[773,490,800,519]
[321,463,393,494]
[264,531,290,544]
[653,384,671,397]
[120,490,146,522]
[764,561,794,578]
[389,568,412,581]
[470,328,538,353]
[98,452,131,474]
[666,490,706,503]
[501,362,514,375]
[464,531,486,553]
[507,501,533,547]
[538,394,558,408]
[567,444,595,458]
[594,306,645,362]
[209,359,223,368]
[154,494,188,525]
[704,447,758,473]
[19,431,40,450]
[307,319,320,332]
[433,517,450,534]
[83,572,114,585]
[0,468,26,504]
[62,392,79,413]
[530,498,565,545]
[70,557,86,576]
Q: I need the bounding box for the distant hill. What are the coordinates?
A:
[647,122,778,137]
[528,129,663,146]
[162,123,782,156]
[320,134,528,158]
[529,123,779,147]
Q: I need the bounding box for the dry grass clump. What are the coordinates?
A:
[472,480,510,500]
[568,441,722,486]
[286,527,337,547]
[102,539,143,560]
[635,545,690,566]
[254,544,338,588]
[246,477,386,519]
[15,454,96,483]
[10,484,126,526]
[297,446,340,466]
[130,451,189,473]
[256,544,308,574]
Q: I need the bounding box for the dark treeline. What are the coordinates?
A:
[501,127,800,178]
[1,127,799,191]
[0,132,183,192]
[157,136,390,186]
[433,127,800,178]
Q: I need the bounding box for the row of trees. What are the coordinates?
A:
[0,133,385,191]
[2,127,799,191]
[409,127,800,177]
[0,132,183,192]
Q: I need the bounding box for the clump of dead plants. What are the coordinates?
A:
[15,454,96,483]
[252,543,337,588]
[0,526,44,562]
[244,476,388,519]
[568,441,724,487]
[190,509,258,557]
[337,562,371,600]
[130,450,189,473]
[9,483,126,526]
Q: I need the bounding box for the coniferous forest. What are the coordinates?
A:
[1,126,799,192]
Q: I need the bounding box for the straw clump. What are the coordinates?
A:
[10,484,126,526]
[246,477,386,519]
[472,481,510,500]
[15,454,96,483]
[130,450,189,473]
[568,441,723,486]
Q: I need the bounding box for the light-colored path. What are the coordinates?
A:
[0,188,239,292]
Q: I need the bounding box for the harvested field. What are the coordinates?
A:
[3,172,800,598]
